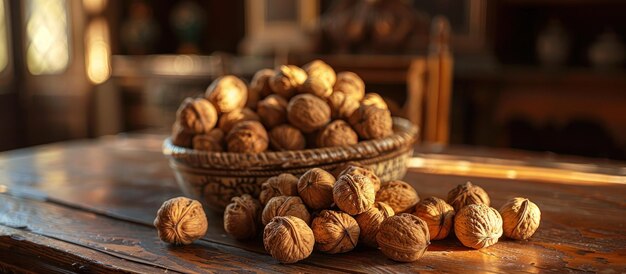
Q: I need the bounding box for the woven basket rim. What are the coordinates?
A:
[163,117,418,170]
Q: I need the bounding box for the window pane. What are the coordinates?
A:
[0,0,8,72]
[25,0,70,75]
[85,17,110,84]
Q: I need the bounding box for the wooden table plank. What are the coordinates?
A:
[1,135,625,273]
[0,225,167,273]
[0,194,341,273]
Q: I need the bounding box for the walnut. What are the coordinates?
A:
[446,182,491,212]
[205,75,248,113]
[297,168,335,210]
[455,204,502,249]
[192,128,224,151]
[333,174,376,215]
[376,180,420,214]
[171,122,193,148]
[287,94,331,133]
[355,202,394,247]
[376,213,430,262]
[326,91,359,120]
[224,194,261,240]
[311,210,360,254]
[362,93,388,110]
[263,216,314,264]
[218,108,260,134]
[316,120,359,148]
[330,161,368,178]
[259,173,299,206]
[269,125,306,151]
[299,77,333,98]
[334,72,365,101]
[303,59,336,86]
[499,197,541,240]
[413,197,455,240]
[176,97,218,134]
[153,197,208,245]
[225,121,268,153]
[269,65,307,98]
[257,95,288,129]
[247,69,275,109]
[348,104,393,140]
[338,165,381,192]
[262,196,311,226]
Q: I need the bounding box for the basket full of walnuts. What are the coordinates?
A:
[162,60,418,212]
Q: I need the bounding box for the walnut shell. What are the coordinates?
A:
[171,122,193,148]
[330,161,368,178]
[269,65,307,98]
[376,180,420,214]
[338,165,381,192]
[316,120,359,148]
[499,197,541,240]
[299,77,333,98]
[312,210,360,254]
[447,182,491,212]
[413,197,455,240]
[362,93,388,110]
[224,194,262,240]
[176,97,218,134]
[376,213,430,262]
[348,104,393,140]
[205,75,248,113]
[257,94,288,129]
[225,121,268,153]
[355,202,394,247]
[298,168,335,210]
[333,174,376,215]
[269,124,306,151]
[303,59,336,86]
[192,128,224,151]
[153,197,208,245]
[218,108,260,134]
[247,69,275,109]
[287,94,331,133]
[334,71,365,101]
[326,91,359,120]
[454,204,503,249]
[259,173,299,206]
[262,196,311,226]
[263,216,314,264]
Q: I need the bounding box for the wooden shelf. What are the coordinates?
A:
[456,64,626,87]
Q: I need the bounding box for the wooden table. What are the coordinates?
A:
[0,134,625,273]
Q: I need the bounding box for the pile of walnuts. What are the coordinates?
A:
[170,60,394,153]
[220,172,542,264]
[220,163,423,263]
[153,170,542,264]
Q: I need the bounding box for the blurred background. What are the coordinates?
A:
[0,0,624,160]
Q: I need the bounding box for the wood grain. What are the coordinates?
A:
[0,194,339,273]
[0,135,625,273]
[0,225,163,273]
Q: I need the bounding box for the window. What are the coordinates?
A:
[0,0,8,73]
[24,0,70,75]
[85,17,110,84]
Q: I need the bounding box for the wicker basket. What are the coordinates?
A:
[163,117,418,212]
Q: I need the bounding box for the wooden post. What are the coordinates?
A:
[406,59,426,127]
[426,16,454,144]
